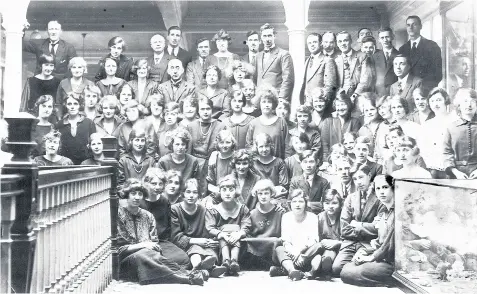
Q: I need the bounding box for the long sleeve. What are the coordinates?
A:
[222,92,231,117]
[23,39,40,54]
[245,121,255,150]
[442,127,456,172]
[277,159,289,190]
[170,206,191,250]
[283,122,293,159]
[185,63,196,87]
[117,157,127,187]
[20,79,30,112]
[205,208,222,238]
[239,206,252,236]
[340,196,356,239]
[354,56,373,95]
[279,52,295,101]
[323,58,338,100]
[310,131,322,161]
[321,119,331,160]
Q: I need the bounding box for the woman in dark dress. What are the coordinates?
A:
[31,95,55,158]
[141,168,191,269]
[95,36,134,82]
[21,54,61,115]
[117,178,204,285]
[33,130,74,166]
[55,93,96,164]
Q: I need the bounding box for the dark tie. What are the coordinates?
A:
[308,56,314,68]
[251,55,256,65]
[343,56,349,70]
[385,51,390,64]
[155,58,161,65]
[50,42,58,56]
[360,191,367,211]
[398,81,403,94]
[201,57,207,70]
[411,42,417,55]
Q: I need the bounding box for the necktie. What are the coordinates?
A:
[360,191,367,211]
[385,51,390,64]
[411,42,417,55]
[201,57,207,70]
[342,183,348,198]
[308,56,314,68]
[306,175,313,187]
[251,54,256,65]
[398,81,403,94]
[343,55,350,70]
[155,58,161,65]
[50,42,58,56]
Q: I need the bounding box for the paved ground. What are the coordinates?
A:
[105,271,406,294]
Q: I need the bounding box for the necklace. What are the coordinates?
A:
[199,121,212,136]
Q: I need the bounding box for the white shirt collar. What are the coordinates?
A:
[398,73,410,85]
[168,45,179,56]
[410,36,422,48]
[383,48,393,55]
[454,74,464,87]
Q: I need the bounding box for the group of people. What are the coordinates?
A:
[2,12,475,288]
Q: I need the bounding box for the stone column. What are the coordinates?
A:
[282,0,310,115]
[1,0,30,115]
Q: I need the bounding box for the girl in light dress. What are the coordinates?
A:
[392,136,432,179]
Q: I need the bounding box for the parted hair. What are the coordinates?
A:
[291,132,311,150]
[165,170,183,194]
[253,133,274,157]
[167,128,191,151]
[126,127,148,154]
[260,23,276,34]
[196,37,209,47]
[453,88,477,116]
[299,150,319,163]
[34,95,54,116]
[254,86,279,109]
[42,130,63,152]
[231,149,253,168]
[203,65,222,81]
[295,104,313,122]
[116,83,136,101]
[390,95,410,115]
[131,58,150,77]
[327,143,348,164]
[323,189,343,208]
[251,179,276,198]
[428,87,451,106]
[228,88,247,109]
[39,54,55,66]
[215,129,237,150]
[63,92,84,111]
[108,36,126,51]
[98,95,120,115]
[395,136,420,155]
[145,94,166,115]
[143,167,167,185]
[333,89,353,118]
[119,178,149,200]
[288,189,309,208]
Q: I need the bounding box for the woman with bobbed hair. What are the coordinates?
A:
[225,60,254,89]
[212,29,240,89]
[392,136,431,179]
[308,87,330,131]
[389,95,420,139]
[31,95,55,158]
[245,86,292,159]
[373,95,395,165]
[442,88,477,179]
[321,89,362,160]
[128,58,159,106]
[116,178,205,286]
[94,95,123,138]
[33,130,74,166]
[21,54,61,115]
[55,92,96,164]
[197,65,230,120]
[56,56,94,119]
[358,93,383,157]
[95,36,134,82]
[96,57,128,96]
[419,87,452,178]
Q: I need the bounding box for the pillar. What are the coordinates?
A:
[282,0,311,114]
[1,0,30,115]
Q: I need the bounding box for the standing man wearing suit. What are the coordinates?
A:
[23,20,77,80]
[335,31,373,100]
[256,23,294,101]
[241,30,260,83]
[322,32,340,60]
[186,37,218,90]
[157,59,195,105]
[372,28,398,96]
[389,55,422,112]
[147,33,175,84]
[300,33,337,105]
[399,15,442,89]
[167,26,193,71]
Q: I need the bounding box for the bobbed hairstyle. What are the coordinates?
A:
[39,54,55,66]
[34,95,54,116]
[333,89,353,118]
[164,170,183,194]
[389,95,410,115]
[108,36,126,51]
[228,88,246,108]
[68,56,88,73]
[120,178,149,199]
[196,96,214,113]
[428,87,451,106]
[251,179,276,198]
[323,189,344,208]
[231,149,253,169]
[131,58,150,78]
[215,129,236,150]
[98,95,120,115]
[126,127,147,154]
[218,174,240,198]
[145,93,166,116]
[253,133,274,156]
[453,88,477,117]
[42,130,62,149]
[87,132,103,149]
[288,189,309,209]
[167,128,191,151]
[291,132,311,150]
[395,136,420,155]
[327,143,348,164]
[203,65,222,81]
[254,86,279,109]
[116,83,136,102]
[63,92,85,111]
[143,167,167,185]
[295,104,313,122]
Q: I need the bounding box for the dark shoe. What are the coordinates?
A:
[229,259,240,275]
[209,265,227,278]
[222,259,231,275]
[269,266,287,277]
[288,270,305,281]
[188,270,204,286]
[200,270,209,281]
[199,256,217,270]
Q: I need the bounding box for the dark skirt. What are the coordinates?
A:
[160,240,191,269]
[187,244,218,259]
[120,248,188,284]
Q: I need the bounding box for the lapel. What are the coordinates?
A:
[386,48,398,73]
[361,192,378,221]
[242,172,258,202]
[309,175,322,200]
[409,40,424,68]
[402,74,415,98]
[262,48,279,77]
[332,118,343,143]
[307,53,325,82]
[336,56,344,84]
[175,81,189,101]
[55,41,66,60]
[349,50,359,76]
[192,59,202,77]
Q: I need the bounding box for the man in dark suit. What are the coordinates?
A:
[186,37,218,89]
[335,31,373,99]
[352,137,383,180]
[389,54,422,112]
[241,30,260,83]
[398,15,442,89]
[166,26,193,70]
[300,33,337,104]
[322,32,340,60]
[23,20,77,80]
[356,28,373,52]
[256,23,294,101]
[372,27,398,96]
[147,33,175,84]
[157,59,195,105]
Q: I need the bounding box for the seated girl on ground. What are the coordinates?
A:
[205,175,252,276]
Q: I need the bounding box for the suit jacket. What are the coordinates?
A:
[23,39,77,79]
[290,174,330,214]
[300,52,338,104]
[353,160,383,181]
[399,37,442,89]
[389,74,422,112]
[240,52,258,84]
[186,55,218,89]
[95,54,134,82]
[335,49,373,96]
[157,79,196,105]
[128,79,159,106]
[340,190,381,248]
[147,53,176,84]
[256,46,294,101]
[371,48,398,96]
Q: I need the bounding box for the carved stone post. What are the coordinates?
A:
[100,136,119,280]
[1,113,38,293]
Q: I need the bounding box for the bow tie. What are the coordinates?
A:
[171,80,181,88]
